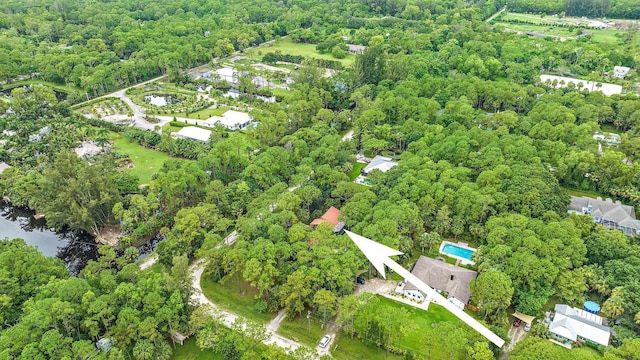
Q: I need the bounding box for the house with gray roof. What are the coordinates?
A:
[361,155,397,175]
[549,304,610,348]
[347,44,366,55]
[568,196,640,236]
[403,256,477,309]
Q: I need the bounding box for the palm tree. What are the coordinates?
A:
[601,287,625,319]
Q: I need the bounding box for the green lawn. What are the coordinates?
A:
[271,87,292,100]
[600,123,623,135]
[110,133,173,184]
[171,338,223,360]
[558,346,603,358]
[151,107,226,120]
[562,186,608,200]
[248,38,355,66]
[200,272,276,324]
[348,162,367,181]
[277,313,327,348]
[161,123,185,135]
[496,22,624,44]
[2,79,81,94]
[333,296,472,360]
[333,333,404,360]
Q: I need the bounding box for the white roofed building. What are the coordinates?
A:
[549,304,610,348]
[206,110,252,130]
[347,44,366,55]
[613,66,631,79]
[0,161,10,175]
[173,126,211,142]
[362,155,398,175]
[211,67,238,84]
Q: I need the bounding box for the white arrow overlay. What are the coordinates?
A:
[346,230,505,348]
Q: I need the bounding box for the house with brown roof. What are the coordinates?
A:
[403,256,477,309]
[310,206,345,233]
[568,196,640,236]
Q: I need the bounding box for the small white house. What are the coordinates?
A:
[549,304,610,347]
[0,161,10,175]
[211,67,238,84]
[613,66,631,79]
[173,126,211,142]
[347,44,366,55]
[362,155,397,175]
[206,110,252,131]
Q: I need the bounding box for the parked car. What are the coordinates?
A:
[524,322,531,332]
[356,277,366,285]
[513,318,521,327]
[319,335,331,348]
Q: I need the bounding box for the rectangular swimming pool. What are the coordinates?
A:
[441,243,476,262]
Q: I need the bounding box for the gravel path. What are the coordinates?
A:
[190,260,309,354]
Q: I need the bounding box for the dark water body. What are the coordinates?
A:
[0,201,162,275]
[0,201,98,275]
[1,86,68,102]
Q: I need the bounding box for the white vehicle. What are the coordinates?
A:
[319,335,331,348]
[524,322,532,332]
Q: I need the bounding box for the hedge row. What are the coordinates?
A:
[262,52,344,70]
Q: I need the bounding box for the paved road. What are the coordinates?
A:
[267,309,287,332]
[486,6,506,22]
[138,253,158,271]
[190,260,310,354]
[341,129,353,142]
[500,325,527,359]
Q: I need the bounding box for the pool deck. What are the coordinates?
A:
[439,241,477,265]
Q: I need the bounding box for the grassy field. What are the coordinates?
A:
[496,21,623,43]
[333,333,404,360]
[333,296,471,360]
[200,272,276,324]
[152,107,226,120]
[248,38,355,66]
[271,87,292,101]
[171,338,223,360]
[110,133,173,184]
[562,186,608,200]
[600,123,623,135]
[348,162,367,181]
[277,314,327,348]
[2,79,81,94]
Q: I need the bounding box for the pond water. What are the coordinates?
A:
[144,93,182,106]
[1,86,68,102]
[0,201,98,275]
[0,201,161,275]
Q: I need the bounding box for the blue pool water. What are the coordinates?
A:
[441,243,476,261]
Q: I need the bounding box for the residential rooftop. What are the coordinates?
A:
[404,256,477,305]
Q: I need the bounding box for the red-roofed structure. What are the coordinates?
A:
[310,207,345,233]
